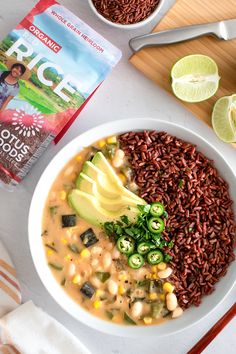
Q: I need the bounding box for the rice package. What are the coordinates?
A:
[0,0,121,187]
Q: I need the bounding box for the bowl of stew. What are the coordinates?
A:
[28,118,236,337]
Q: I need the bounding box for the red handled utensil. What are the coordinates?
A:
[187,303,236,354]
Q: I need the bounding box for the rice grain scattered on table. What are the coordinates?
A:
[119,130,235,309]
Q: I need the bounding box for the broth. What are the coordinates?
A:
[42,138,173,326]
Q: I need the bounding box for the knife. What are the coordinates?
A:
[129,19,236,52]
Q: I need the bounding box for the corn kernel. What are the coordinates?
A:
[107,136,117,144]
[76,155,82,161]
[146,273,152,280]
[151,265,158,272]
[47,250,53,256]
[149,293,158,300]
[93,300,102,309]
[98,139,106,148]
[118,271,128,281]
[118,285,125,295]
[80,249,90,258]
[159,294,165,301]
[61,238,68,245]
[95,290,104,298]
[118,173,126,184]
[163,282,174,293]
[157,262,167,271]
[152,274,158,280]
[72,274,81,284]
[59,190,67,200]
[64,254,71,261]
[143,317,153,325]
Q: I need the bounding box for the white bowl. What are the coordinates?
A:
[28,118,236,337]
[88,0,166,30]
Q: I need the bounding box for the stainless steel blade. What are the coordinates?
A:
[220,19,236,40]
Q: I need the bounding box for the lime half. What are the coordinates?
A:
[171,54,220,103]
[212,94,236,143]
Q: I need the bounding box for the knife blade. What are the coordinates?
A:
[129,19,236,52]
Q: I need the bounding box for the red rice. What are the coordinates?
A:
[119,131,236,309]
[92,0,160,25]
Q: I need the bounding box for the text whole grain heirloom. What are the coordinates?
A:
[0,0,121,188]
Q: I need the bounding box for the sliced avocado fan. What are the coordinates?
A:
[70,152,146,225]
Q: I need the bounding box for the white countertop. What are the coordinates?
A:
[0,0,235,353]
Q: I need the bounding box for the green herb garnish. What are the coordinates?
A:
[124,312,137,325]
[103,202,173,269]
[68,244,79,254]
[178,179,184,188]
[164,254,173,262]
[45,244,57,252]
[49,205,58,217]
[49,262,63,271]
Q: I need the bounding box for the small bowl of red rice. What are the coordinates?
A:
[88,0,165,30]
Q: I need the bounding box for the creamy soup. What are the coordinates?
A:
[42,137,179,326]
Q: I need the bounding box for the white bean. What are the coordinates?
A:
[131,301,143,318]
[112,247,120,259]
[107,279,118,295]
[91,246,102,255]
[172,307,183,319]
[90,276,101,288]
[116,149,125,159]
[166,293,178,311]
[103,252,112,269]
[63,165,74,177]
[91,258,99,267]
[67,263,76,277]
[112,149,125,168]
[157,267,173,279]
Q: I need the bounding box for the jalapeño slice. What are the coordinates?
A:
[117,236,135,255]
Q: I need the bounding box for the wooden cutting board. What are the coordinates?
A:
[130,0,236,139]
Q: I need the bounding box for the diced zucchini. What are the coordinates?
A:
[61,214,77,228]
[80,228,98,248]
[80,282,95,299]
[151,303,164,319]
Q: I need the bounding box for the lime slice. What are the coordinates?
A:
[212,94,236,143]
[171,54,220,102]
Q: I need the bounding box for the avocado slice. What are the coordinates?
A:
[91,152,144,203]
[81,161,120,198]
[68,190,140,226]
[76,173,143,212]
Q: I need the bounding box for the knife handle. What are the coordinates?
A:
[129,22,221,52]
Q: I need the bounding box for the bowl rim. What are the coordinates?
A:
[28,118,236,337]
[87,0,166,29]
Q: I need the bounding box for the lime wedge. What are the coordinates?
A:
[171,54,220,102]
[212,94,236,143]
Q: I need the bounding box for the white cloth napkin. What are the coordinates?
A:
[0,301,91,354]
[0,240,21,318]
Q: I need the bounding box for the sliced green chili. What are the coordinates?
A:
[117,236,135,255]
[147,217,165,234]
[147,250,164,265]
[128,253,144,269]
[150,202,165,217]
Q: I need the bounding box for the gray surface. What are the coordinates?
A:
[0,1,235,353]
